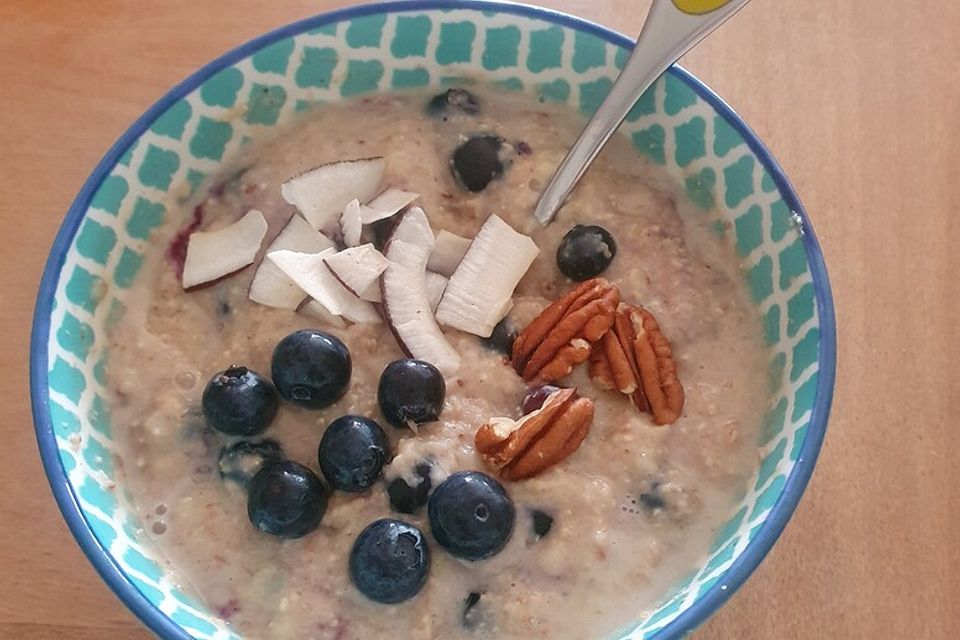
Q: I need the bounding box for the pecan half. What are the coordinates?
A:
[475,388,594,480]
[588,346,615,391]
[588,305,684,425]
[511,278,619,383]
[632,307,684,425]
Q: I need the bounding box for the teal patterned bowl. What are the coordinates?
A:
[30,2,835,638]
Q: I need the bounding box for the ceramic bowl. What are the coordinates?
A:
[30,2,835,638]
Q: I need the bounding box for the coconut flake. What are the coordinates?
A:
[340,199,363,247]
[436,214,539,337]
[249,214,335,309]
[361,188,420,224]
[425,272,448,313]
[268,249,381,324]
[380,208,460,376]
[360,282,382,303]
[426,230,472,277]
[281,157,384,230]
[182,209,268,289]
[386,206,434,264]
[324,244,389,297]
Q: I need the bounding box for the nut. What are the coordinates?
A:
[588,305,684,425]
[632,307,684,425]
[475,388,594,480]
[511,278,619,383]
[588,346,615,391]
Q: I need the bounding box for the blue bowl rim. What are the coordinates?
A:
[29,1,836,639]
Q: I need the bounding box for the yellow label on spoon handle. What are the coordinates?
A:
[672,0,735,14]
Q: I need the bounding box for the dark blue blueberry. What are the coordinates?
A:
[428,471,515,561]
[271,329,351,410]
[218,439,285,487]
[349,519,430,604]
[202,366,278,437]
[387,461,433,514]
[378,359,445,429]
[480,317,516,357]
[639,482,666,511]
[556,224,618,281]
[427,88,480,119]
[451,135,508,192]
[317,415,390,492]
[247,460,327,538]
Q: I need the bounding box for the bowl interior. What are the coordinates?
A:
[32,3,833,639]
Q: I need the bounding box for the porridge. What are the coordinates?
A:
[107,85,767,640]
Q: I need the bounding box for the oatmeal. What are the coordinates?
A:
[108,85,767,640]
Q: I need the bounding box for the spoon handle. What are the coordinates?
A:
[533,0,752,225]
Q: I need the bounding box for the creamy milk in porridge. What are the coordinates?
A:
[107,85,767,640]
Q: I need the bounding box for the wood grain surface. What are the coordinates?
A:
[1,1,957,638]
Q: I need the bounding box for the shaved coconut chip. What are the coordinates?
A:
[425,271,448,313]
[324,244,389,297]
[436,214,539,337]
[426,230,472,277]
[299,298,348,328]
[338,297,382,324]
[386,206,434,268]
[268,249,381,324]
[249,214,335,309]
[380,208,460,376]
[281,157,384,230]
[361,188,420,224]
[360,282,382,303]
[182,210,268,289]
[381,261,460,376]
[248,262,307,310]
[359,204,379,223]
[272,215,337,253]
[340,199,363,247]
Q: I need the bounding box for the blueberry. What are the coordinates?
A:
[529,509,554,542]
[349,519,430,604]
[428,471,515,560]
[639,482,666,511]
[247,460,328,538]
[556,224,618,281]
[451,135,508,192]
[378,359,445,429]
[202,366,279,437]
[521,384,562,415]
[317,415,390,492]
[624,480,668,516]
[480,317,516,357]
[218,439,285,487]
[427,88,480,119]
[387,461,433,514]
[271,329,351,410]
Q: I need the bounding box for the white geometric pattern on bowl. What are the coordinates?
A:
[30,3,835,639]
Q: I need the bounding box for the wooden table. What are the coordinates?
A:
[1,1,957,638]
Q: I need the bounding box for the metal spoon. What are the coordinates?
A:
[534,0,752,225]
